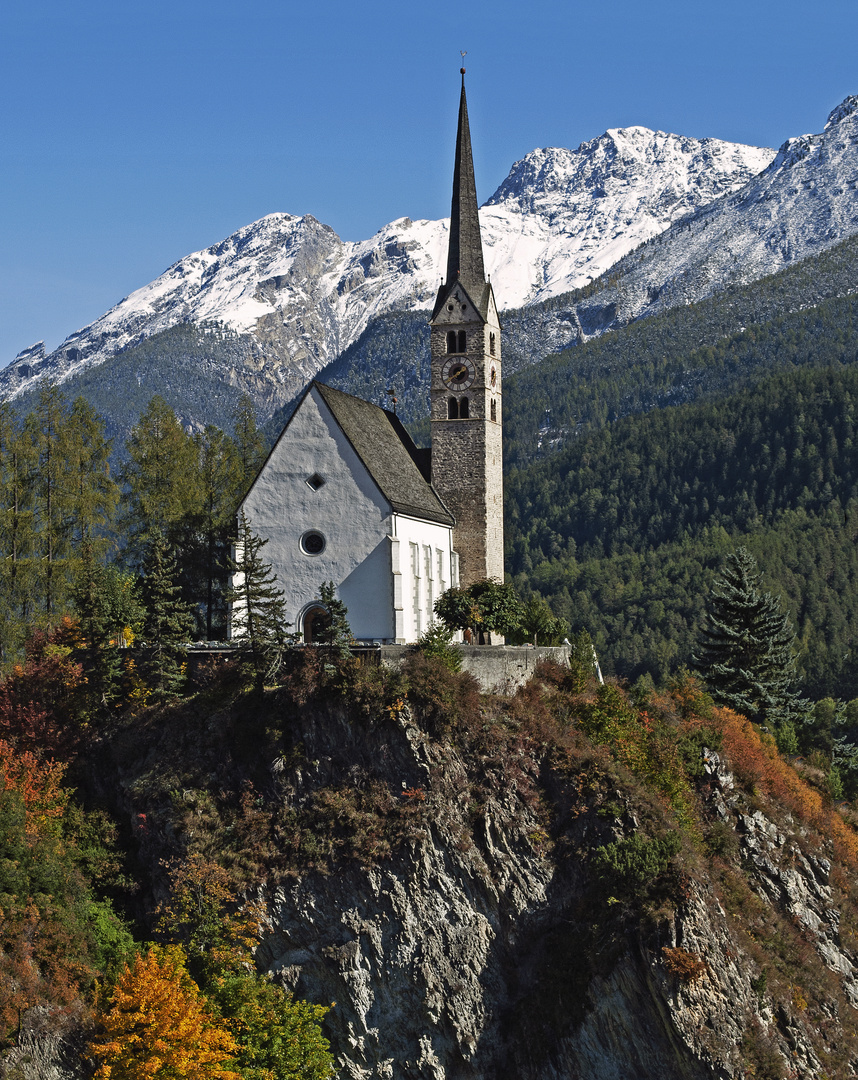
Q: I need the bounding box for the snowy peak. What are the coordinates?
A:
[572,95,858,328]
[486,128,773,215]
[478,128,774,308]
[826,95,858,130]
[11,98,858,418]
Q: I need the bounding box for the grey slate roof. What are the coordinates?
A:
[313,383,454,526]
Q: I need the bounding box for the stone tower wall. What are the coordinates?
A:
[430,298,504,586]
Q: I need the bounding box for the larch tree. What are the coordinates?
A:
[119,395,201,566]
[0,403,37,660]
[26,384,75,625]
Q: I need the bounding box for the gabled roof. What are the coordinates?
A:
[313,383,454,526]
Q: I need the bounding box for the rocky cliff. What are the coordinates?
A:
[17,651,850,1080]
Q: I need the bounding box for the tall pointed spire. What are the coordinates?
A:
[445,68,486,292]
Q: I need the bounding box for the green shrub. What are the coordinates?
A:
[592,832,682,896]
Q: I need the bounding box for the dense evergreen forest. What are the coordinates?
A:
[506,363,858,698]
[503,231,858,467]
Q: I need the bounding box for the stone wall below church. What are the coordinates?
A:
[380,644,570,694]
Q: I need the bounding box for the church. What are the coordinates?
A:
[233,72,504,644]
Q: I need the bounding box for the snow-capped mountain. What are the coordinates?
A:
[564,96,858,330]
[2,126,773,410]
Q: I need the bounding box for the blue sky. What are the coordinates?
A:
[2,0,857,365]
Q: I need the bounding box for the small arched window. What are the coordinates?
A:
[489,332,496,355]
[459,397,470,419]
[490,399,497,422]
[447,397,458,419]
[458,330,467,353]
[446,330,457,353]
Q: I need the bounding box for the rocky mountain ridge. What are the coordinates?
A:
[550,96,858,334]
[1,125,772,412]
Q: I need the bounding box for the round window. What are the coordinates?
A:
[300,531,326,555]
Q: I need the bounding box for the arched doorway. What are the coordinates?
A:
[302,605,328,643]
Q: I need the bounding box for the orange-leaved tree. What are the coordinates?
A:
[88,945,241,1080]
[0,739,135,1049]
[157,855,335,1080]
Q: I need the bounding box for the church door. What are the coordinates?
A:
[303,606,328,643]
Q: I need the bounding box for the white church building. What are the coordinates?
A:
[232,70,504,645]
[237,381,457,643]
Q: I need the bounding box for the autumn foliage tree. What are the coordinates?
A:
[156,856,335,1080]
[88,946,241,1080]
[0,740,133,1048]
[0,621,84,756]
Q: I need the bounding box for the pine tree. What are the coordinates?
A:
[139,531,194,702]
[65,396,118,555]
[226,512,293,688]
[694,548,806,728]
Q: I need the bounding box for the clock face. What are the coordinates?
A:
[442,356,475,390]
[490,365,497,388]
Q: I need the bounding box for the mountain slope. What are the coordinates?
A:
[1,128,772,418]
[561,96,858,332]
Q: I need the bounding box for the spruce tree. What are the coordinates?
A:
[139,531,194,702]
[694,548,805,728]
[72,541,126,718]
[313,582,352,653]
[226,511,293,688]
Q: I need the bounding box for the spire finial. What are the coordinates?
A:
[460,50,467,82]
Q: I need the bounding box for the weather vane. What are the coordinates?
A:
[460,50,467,75]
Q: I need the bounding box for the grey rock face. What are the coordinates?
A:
[248,714,844,1079]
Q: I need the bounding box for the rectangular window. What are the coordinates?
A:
[410,542,421,635]
[424,545,434,624]
[451,551,460,588]
[436,549,446,595]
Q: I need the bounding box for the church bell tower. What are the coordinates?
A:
[430,69,504,588]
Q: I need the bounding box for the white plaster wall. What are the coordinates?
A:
[240,387,396,641]
[392,514,457,643]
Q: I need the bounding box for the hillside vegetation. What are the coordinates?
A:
[5,644,858,1077]
[507,363,858,697]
